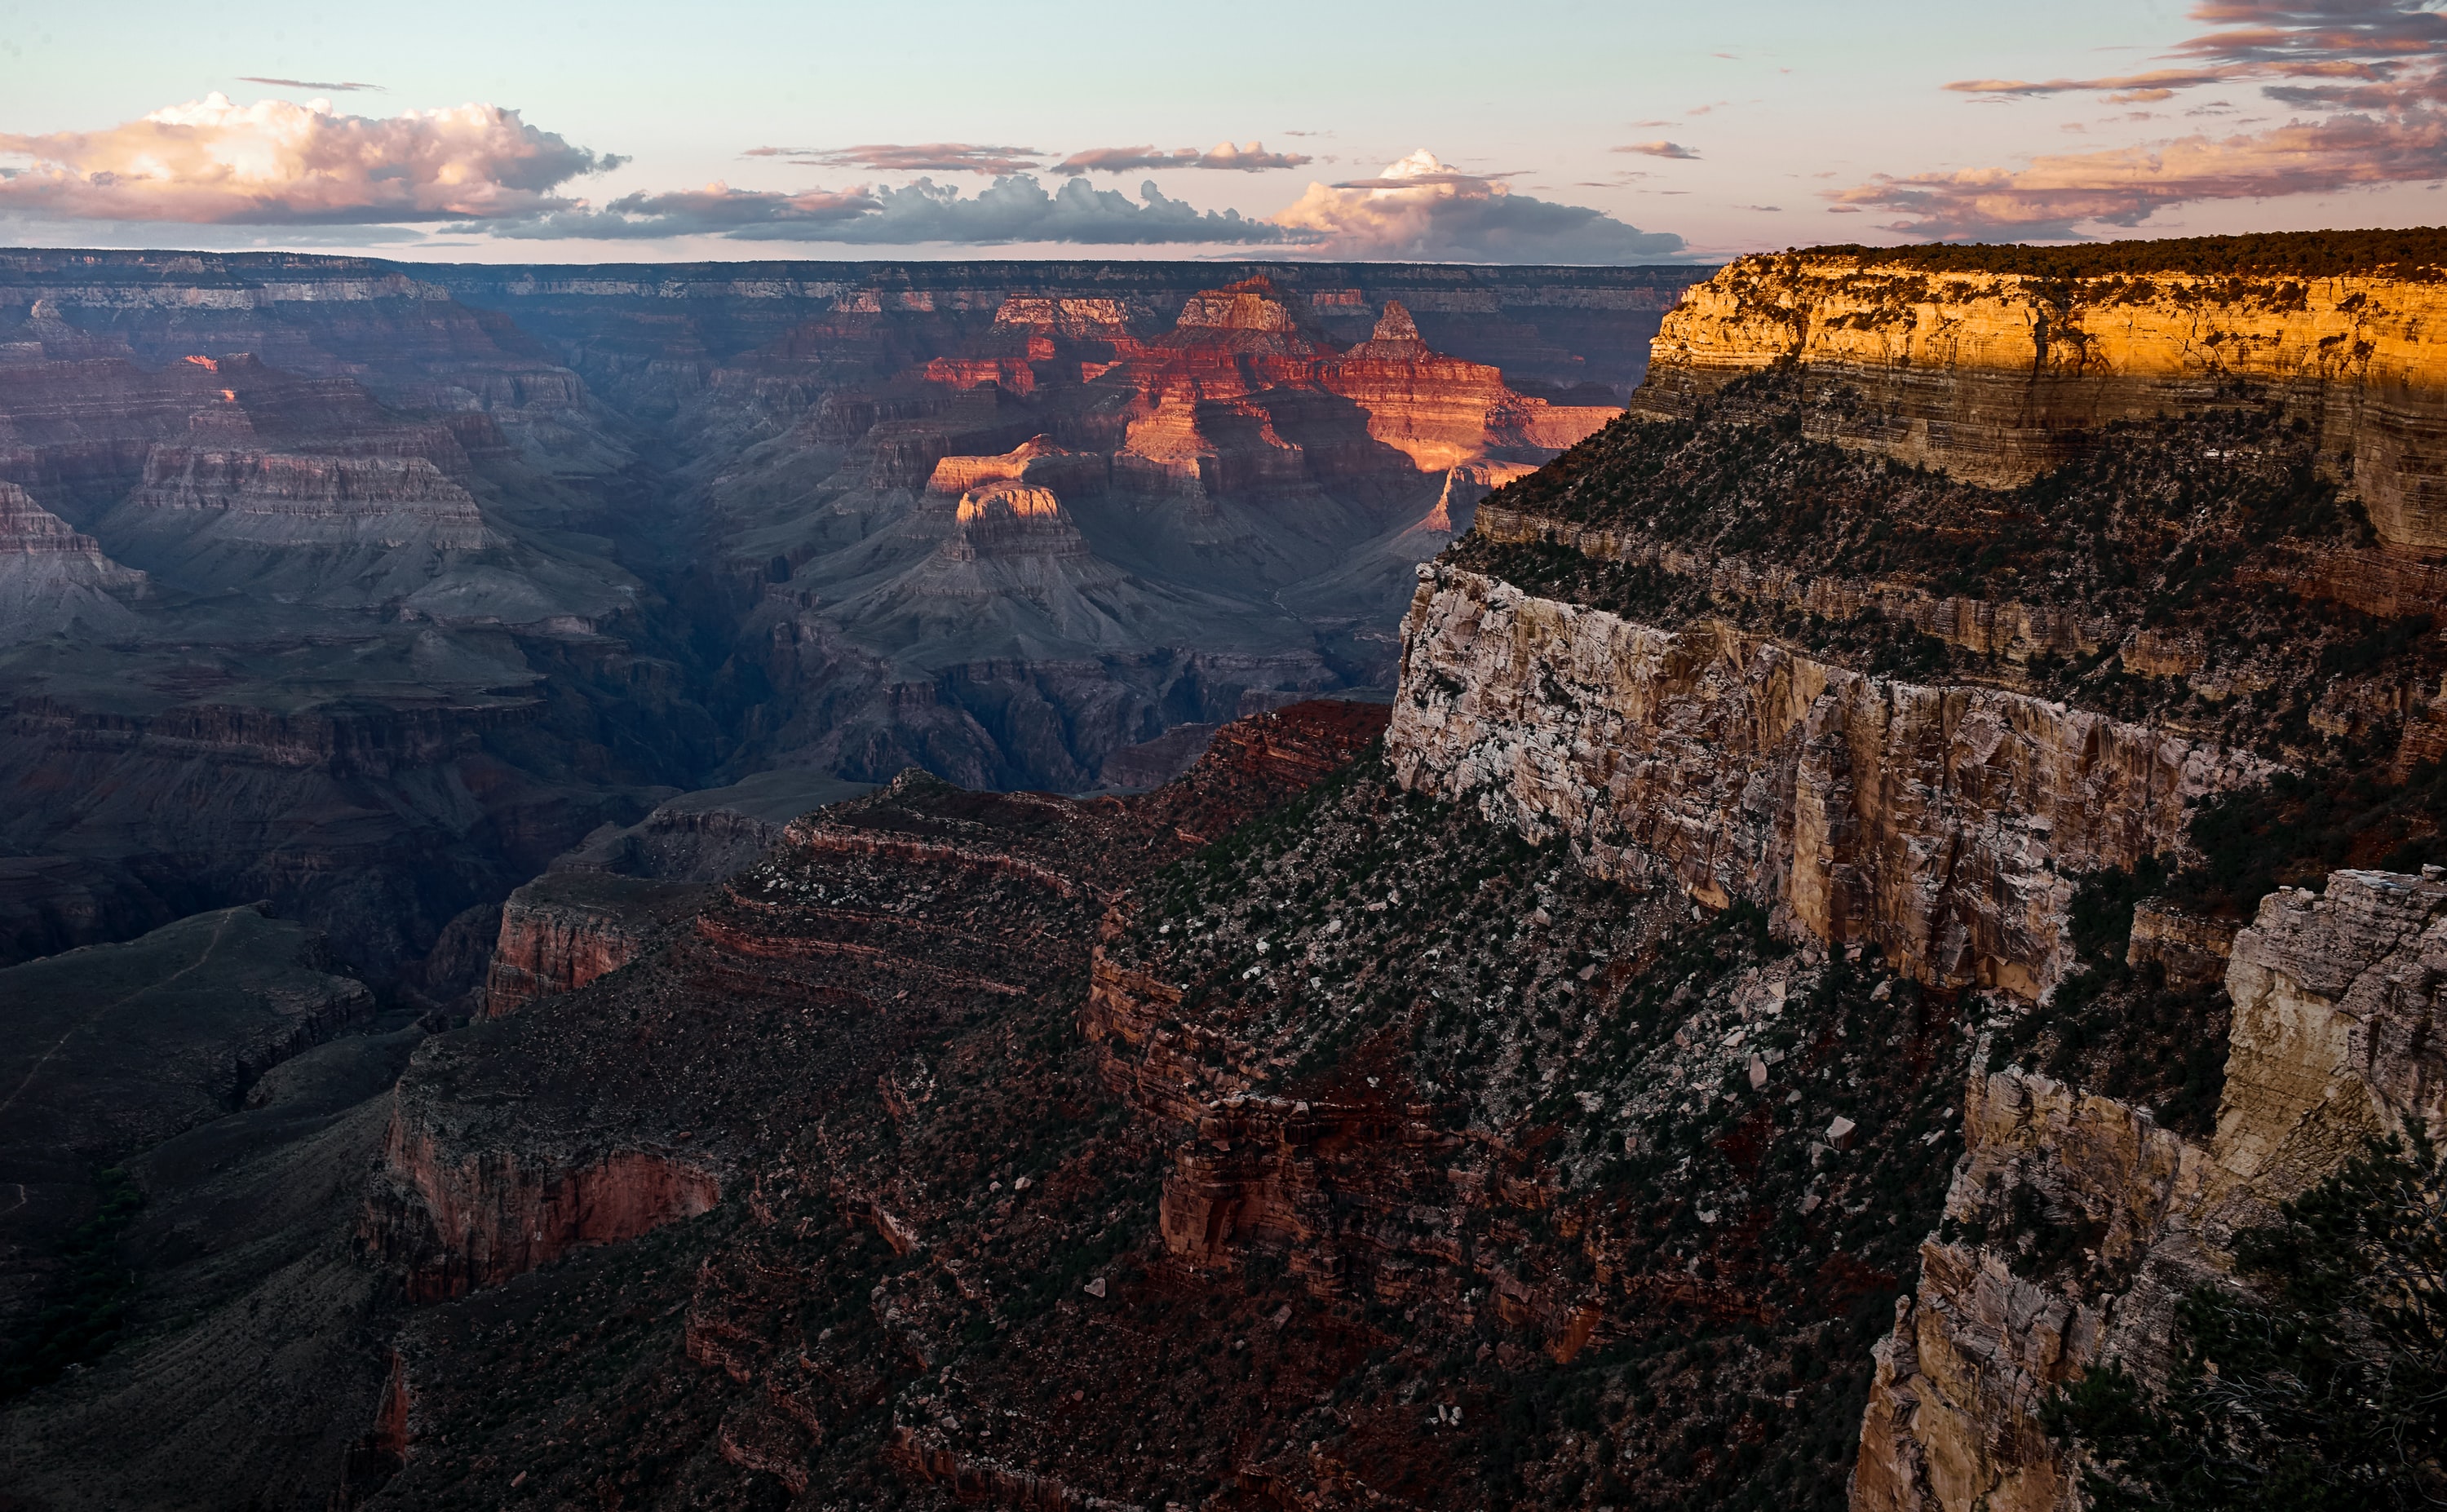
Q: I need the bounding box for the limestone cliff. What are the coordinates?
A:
[0,480,144,641]
[1635,252,2447,553]
[1387,564,2268,997]
[1854,868,2447,1512]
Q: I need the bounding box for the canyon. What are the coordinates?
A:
[0,252,1696,986]
[3,230,2446,1512]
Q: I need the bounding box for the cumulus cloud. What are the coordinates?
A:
[485,174,1297,245]
[1614,140,1700,159]
[741,143,1044,175]
[1847,0,2447,237]
[236,76,383,92]
[1270,149,1685,263]
[0,93,619,223]
[1051,141,1311,174]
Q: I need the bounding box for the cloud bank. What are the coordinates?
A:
[0,96,1677,263]
[1272,150,1684,262]
[1853,0,2447,237]
[1052,141,1311,174]
[1615,140,1700,159]
[741,143,1046,175]
[0,93,618,223]
[488,175,1298,245]
[236,76,383,93]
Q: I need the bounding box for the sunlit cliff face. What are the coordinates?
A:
[954,484,1065,526]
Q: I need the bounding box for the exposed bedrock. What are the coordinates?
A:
[1635,254,2447,553]
[0,480,145,642]
[1855,868,2447,1512]
[480,870,708,1017]
[1387,564,2268,997]
[362,1096,722,1302]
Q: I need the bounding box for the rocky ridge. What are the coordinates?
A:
[1635,247,2447,553]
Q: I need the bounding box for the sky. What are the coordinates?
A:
[2,0,2444,263]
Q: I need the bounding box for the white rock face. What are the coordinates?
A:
[1854,869,2447,1512]
[1386,564,2270,998]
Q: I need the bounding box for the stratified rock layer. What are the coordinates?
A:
[1635,254,2447,552]
[1387,564,2268,997]
[1855,869,2447,1512]
[480,871,709,1017]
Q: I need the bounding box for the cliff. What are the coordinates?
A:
[1635,251,2447,553]
[480,871,708,1017]
[1855,867,2447,1512]
[0,480,144,641]
[1388,564,2268,997]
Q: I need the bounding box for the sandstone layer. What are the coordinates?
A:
[1635,253,2447,553]
[480,871,710,1017]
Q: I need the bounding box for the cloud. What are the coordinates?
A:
[1850,2,2447,237]
[1270,148,1685,263]
[0,93,621,224]
[1051,141,1311,174]
[484,174,1298,245]
[237,76,383,92]
[741,143,1044,175]
[1615,140,1700,159]
[1830,108,2447,238]
[1942,2,2444,108]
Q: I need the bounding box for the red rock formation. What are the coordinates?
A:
[482,872,709,1016]
[365,700,1390,1316]
[365,1112,721,1302]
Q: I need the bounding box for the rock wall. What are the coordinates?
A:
[1855,868,2447,1511]
[1387,564,2268,997]
[1633,254,2447,553]
[362,1095,721,1302]
[481,871,709,1016]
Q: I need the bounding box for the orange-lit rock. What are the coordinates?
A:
[1639,254,2447,554]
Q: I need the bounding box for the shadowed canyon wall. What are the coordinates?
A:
[0,252,1702,977]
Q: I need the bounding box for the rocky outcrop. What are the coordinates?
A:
[2124,899,2238,988]
[1855,868,2447,1512]
[481,871,709,1016]
[1388,564,2268,996]
[363,1099,721,1302]
[0,480,145,641]
[1635,254,2447,553]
